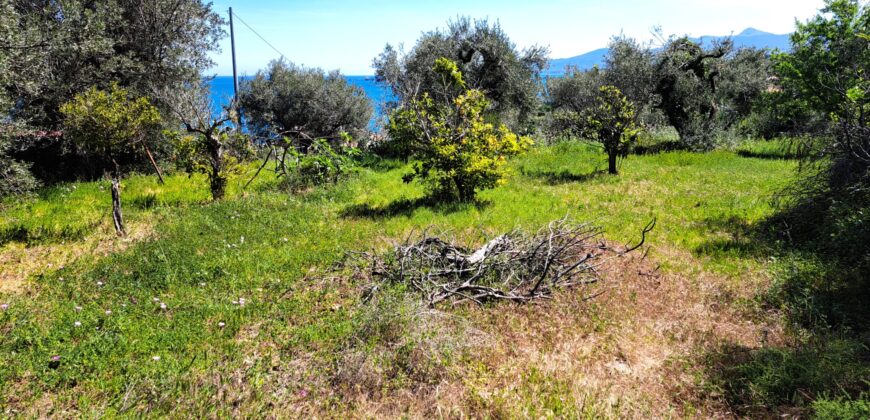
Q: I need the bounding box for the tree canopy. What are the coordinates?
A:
[240,60,373,150]
[374,17,548,131]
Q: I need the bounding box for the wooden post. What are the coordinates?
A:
[111,176,126,236]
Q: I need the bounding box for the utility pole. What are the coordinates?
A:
[228,7,242,126]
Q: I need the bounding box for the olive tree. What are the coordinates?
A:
[553,86,640,175]
[239,60,372,151]
[388,58,532,201]
[374,17,548,131]
[603,37,657,119]
[2,0,224,183]
[548,67,604,119]
[652,36,732,150]
[61,84,162,235]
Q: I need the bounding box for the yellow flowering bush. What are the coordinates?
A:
[388,58,532,201]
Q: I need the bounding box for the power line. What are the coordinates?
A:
[230,10,289,61]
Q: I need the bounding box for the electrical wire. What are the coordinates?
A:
[231,10,289,61]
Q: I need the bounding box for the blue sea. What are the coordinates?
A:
[208,75,393,126]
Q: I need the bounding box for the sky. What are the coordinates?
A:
[207,0,826,76]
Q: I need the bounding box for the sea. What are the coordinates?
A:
[208,75,393,127]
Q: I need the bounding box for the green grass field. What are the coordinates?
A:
[5,140,862,417]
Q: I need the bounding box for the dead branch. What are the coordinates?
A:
[346,217,652,307]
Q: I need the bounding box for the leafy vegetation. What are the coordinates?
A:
[553,85,640,174]
[240,60,372,149]
[374,17,548,130]
[1,0,225,183]
[388,58,532,201]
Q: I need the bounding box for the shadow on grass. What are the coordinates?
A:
[736,150,802,160]
[632,140,689,155]
[0,223,93,246]
[693,216,773,259]
[519,167,609,185]
[357,155,406,172]
[693,199,870,415]
[341,196,491,220]
[127,193,203,210]
[701,340,870,418]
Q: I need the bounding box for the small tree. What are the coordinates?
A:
[554,86,639,175]
[161,83,250,201]
[61,84,162,235]
[388,58,532,201]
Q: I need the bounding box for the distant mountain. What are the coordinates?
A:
[545,28,791,76]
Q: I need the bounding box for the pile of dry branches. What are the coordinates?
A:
[351,217,655,306]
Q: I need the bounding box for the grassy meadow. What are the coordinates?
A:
[1,140,864,417]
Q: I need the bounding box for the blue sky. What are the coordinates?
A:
[207,0,825,76]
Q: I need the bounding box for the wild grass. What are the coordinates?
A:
[3,139,845,417]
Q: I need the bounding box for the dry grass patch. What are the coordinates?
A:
[314,242,785,418]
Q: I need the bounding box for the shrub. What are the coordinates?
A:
[0,131,39,197]
[60,84,163,172]
[388,58,532,202]
[60,83,163,235]
[280,139,358,191]
[812,394,870,419]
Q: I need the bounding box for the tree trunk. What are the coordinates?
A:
[111,175,126,237]
[608,152,618,175]
[210,168,226,200]
[208,136,226,201]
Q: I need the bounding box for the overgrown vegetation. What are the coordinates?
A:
[1,0,868,416]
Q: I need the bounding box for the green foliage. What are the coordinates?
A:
[774,0,869,124]
[0,124,40,197]
[388,59,532,201]
[602,36,661,126]
[281,139,359,191]
[709,339,870,415]
[374,17,548,130]
[553,86,640,174]
[1,1,224,185]
[812,394,870,419]
[764,2,870,324]
[548,67,603,120]
[240,60,372,148]
[61,84,162,171]
[170,130,251,182]
[3,0,224,128]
